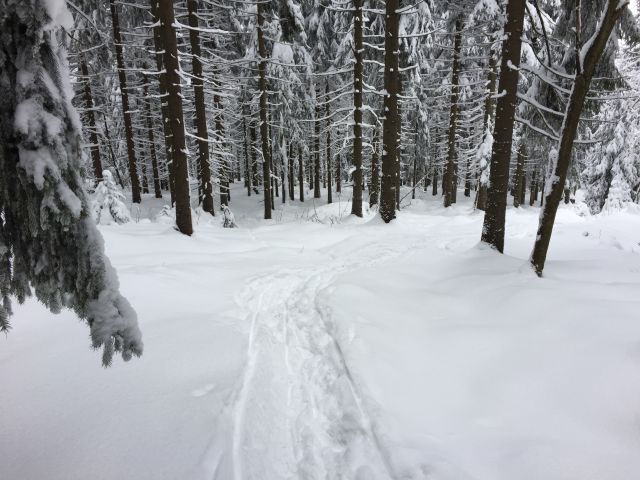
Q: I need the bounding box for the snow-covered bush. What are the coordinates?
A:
[92,170,131,225]
[222,205,238,228]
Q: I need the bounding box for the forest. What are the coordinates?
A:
[2,1,640,479]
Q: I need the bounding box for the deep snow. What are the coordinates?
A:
[2,183,640,480]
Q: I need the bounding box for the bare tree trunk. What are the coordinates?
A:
[513,142,525,208]
[444,17,463,208]
[351,0,364,216]
[243,114,251,196]
[149,0,174,203]
[529,167,538,206]
[187,0,214,215]
[298,144,304,201]
[80,59,103,184]
[314,96,321,198]
[143,69,162,198]
[157,0,192,235]
[257,1,272,219]
[110,0,141,203]
[369,127,380,207]
[326,83,332,204]
[380,0,400,223]
[288,142,294,201]
[480,0,526,251]
[531,0,624,275]
[475,53,497,211]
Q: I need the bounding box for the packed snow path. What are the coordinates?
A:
[230,237,427,480]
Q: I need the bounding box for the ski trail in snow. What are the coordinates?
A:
[226,238,428,480]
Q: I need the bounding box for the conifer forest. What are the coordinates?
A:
[3,1,640,479]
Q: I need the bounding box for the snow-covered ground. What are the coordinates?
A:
[2,183,640,480]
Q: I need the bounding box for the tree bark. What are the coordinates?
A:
[314,95,321,198]
[476,53,498,211]
[513,142,525,208]
[143,70,162,198]
[380,0,400,223]
[351,0,364,216]
[110,0,141,203]
[444,17,463,208]
[326,82,332,204]
[480,0,526,251]
[531,0,624,275]
[187,0,214,215]
[157,0,193,235]
[149,0,174,204]
[257,1,272,219]
[298,144,304,201]
[369,126,380,207]
[80,59,103,184]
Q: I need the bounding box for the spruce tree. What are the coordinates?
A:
[0,0,143,365]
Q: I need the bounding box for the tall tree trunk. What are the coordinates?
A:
[288,142,294,200]
[149,0,174,204]
[250,124,259,191]
[475,53,497,211]
[157,0,193,235]
[314,95,321,198]
[80,58,103,184]
[351,0,364,216]
[110,0,141,203]
[369,126,380,207]
[529,167,538,206]
[187,0,214,215]
[380,0,400,223]
[243,114,251,196]
[444,17,463,208]
[514,142,525,208]
[326,83,332,204]
[257,1,272,219]
[531,0,624,275]
[143,70,162,198]
[298,144,304,201]
[480,0,526,251]
[214,85,228,206]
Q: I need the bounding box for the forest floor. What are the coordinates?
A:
[2,183,640,480]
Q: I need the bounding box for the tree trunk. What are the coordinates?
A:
[243,114,251,196]
[187,0,214,215]
[351,0,364,216]
[480,0,526,251]
[369,127,380,207]
[110,0,141,204]
[157,0,193,235]
[80,59,103,184]
[380,0,400,223]
[475,53,498,211]
[257,1,272,219]
[444,17,463,208]
[149,0,174,203]
[298,144,304,201]
[314,95,321,198]
[143,70,162,198]
[531,0,624,275]
[326,83,332,204]
[529,167,538,206]
[514,143,525,208]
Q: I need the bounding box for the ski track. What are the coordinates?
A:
[224,235,430,480]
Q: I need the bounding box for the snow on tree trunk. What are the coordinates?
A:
[531,0,627,276]
[480,0,526,252]
[0,0,142,365]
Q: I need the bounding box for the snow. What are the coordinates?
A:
[2,183,640,480]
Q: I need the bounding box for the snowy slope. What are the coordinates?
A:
[2,184,640,480]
